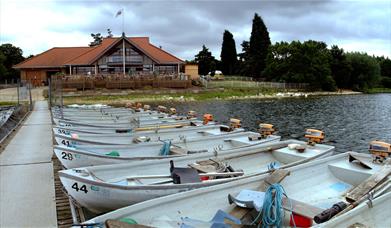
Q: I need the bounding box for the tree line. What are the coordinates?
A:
[0,44,27,83]
[192,13,391,91]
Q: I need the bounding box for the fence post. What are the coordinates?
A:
[17,79,20,105]
[48,77,52,109]
[60,79,63,110]
[28,82,33,111]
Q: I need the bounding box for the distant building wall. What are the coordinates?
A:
[21,68,63,86]
[185,64,199,79]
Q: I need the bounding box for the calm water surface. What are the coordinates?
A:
[154,94,391,153]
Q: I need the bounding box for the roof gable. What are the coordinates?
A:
[13,36,184,69]
[128,37,184,64]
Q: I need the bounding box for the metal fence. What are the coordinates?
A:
[0,80,33,110]
[52,74,192,91]
[48,74,193,107]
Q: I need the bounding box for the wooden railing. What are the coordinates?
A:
[52,74,191,90]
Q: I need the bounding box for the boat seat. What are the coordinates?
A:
[225,139,250,147]
[282,197,323,219]
[248,135,263,141]
[170,160,200,184]
[189,159,226,173]
[188,163,218,173]
[170,147,188,155]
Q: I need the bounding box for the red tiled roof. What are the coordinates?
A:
[65,38,118,65]
[13,47,92,68]
[14,37,184,69]
[128,37,184,64]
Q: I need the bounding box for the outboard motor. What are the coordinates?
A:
[157,105,168,113]
[187,110,197,119]
[125,102,135,109]
[369,140,391,163]
[258,123,275,138]
[170,160,200,184]
[203,113,214,125]
[135,102,143,109]
[230,118,241,129]
[143,105,151,111]
[304,129,324,145]
[169,108,177,115]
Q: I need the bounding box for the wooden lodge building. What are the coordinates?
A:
[14,35,185,86]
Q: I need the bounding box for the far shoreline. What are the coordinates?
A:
[60,88,365,106]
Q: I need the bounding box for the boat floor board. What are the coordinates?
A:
[229,169,290,222]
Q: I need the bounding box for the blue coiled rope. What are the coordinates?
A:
[251,183,295,228]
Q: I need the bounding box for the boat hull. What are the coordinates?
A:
[59,140,334,213]
[54,134,281,168]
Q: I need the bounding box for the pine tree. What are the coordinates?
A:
[89,33,103,47]
[238,41,251,75]
[249,13,271,78]
[194,45,217,75]
[220,30,238,75]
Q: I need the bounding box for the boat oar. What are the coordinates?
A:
[333,178,391,219]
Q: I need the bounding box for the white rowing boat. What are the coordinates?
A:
[53,112,167,122]
[54,132,281,168]
[53,125,244,146]
[59,140,334,213]
[0,107,14,128]
[54,116,194,128]
[55,118,208,129]
[52,120,212,134]
[82,152,390,227]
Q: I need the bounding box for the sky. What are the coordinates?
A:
[0,0,390,60]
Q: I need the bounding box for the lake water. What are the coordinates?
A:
[155,94,391,153]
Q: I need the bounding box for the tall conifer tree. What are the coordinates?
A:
[249,13,271,78]
[220,30,238,75]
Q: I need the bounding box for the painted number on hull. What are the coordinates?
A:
[61,152,73,160]
[72,183,88,194]
[61,140,71,147]
[58,129,69,134]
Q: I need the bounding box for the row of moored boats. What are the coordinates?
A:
[51,103,391,227]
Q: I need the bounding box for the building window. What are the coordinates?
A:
[156,65,177,74]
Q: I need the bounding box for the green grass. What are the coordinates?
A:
[366,88,391,94]
[207,80,262,89]
[0,101,17,106]
[62,88,282,105]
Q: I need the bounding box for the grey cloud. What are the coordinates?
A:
[2,0,390,59]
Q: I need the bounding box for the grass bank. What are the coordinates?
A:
[366,88,391,94]
[61,87,363,106]
[62,88,280,105]
[0,101,17,106]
